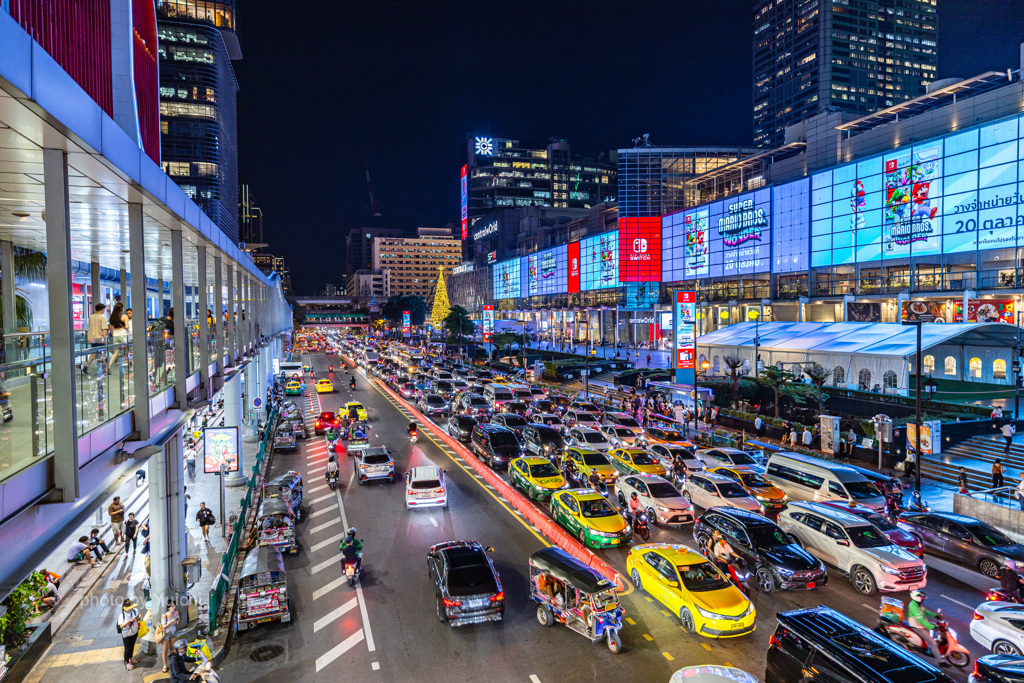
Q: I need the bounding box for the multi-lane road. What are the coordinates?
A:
[220,351,994,682]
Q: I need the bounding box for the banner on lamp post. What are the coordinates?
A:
[674,291,696,385]
[482,305,494,342]
[402,311,411,337]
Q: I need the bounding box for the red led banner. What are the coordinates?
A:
[567,242,580,293]
[618,217,662,282]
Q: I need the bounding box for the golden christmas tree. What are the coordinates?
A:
[430,266,450,329]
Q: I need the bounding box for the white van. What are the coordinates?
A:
[279,361,304,381]
[764,452,887,511]
[482,384,515,411]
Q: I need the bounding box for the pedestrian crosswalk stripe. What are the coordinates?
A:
[308,503,339,519]
[310,556,338,576]
[309,517,342,534]
[310,531,347,553]
[309,465,327,475]
[308,492,334,506]
[307,483,329,495]
[315,627,364,671]
[312,575,348,601]
[311,602,360,634]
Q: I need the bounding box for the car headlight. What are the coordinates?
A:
[656,505,670,512]
[879,564,900,575]
[775,566,794,577]
[1014,560,1024,572]
[590,529,621,538]
[694,604,724,619]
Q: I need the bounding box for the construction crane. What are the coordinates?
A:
[364,157,382,218]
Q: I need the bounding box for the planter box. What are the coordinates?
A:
[4,622,52,681]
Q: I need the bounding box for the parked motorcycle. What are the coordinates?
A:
[876,598,970,668]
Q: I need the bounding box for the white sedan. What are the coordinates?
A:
[614,473,693,526]
[405,466,448,509]
[681,471,764,514]
[971,601,1024,655]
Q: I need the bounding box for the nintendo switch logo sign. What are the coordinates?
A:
[632,238,648,254]
[571,257,578,270]
[886,159,898,173]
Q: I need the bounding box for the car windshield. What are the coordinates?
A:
[845,481,882,500]
[502,416,528,427]
[616,417,641,428]
[411,479,441,490]
[582,432,606,444]
[362,453,390,464]
[575,413,597,422]
[469,398,488,406]
[542,416,563,426]
[848,526,891,549]
[490,432,519,448]
[427,396,445,405]
[613,427,634,437]
[717,481,750,498]
[727,452,758,465]
[647,482,682,499]
[529,463,560,478]
[580,498,617,518]
[865,512,897,531]
[677,562,731,592]
[970,524,1014,547]
[580,452,610,466]
[739,473,773,488]
[436,381,452,390]
[748,525,790,548]
[659,431,683,441]
[631,452,658,465]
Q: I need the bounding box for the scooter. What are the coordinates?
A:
[725,556,754,596]
[190,660,221,683]
[986,587,1021,603]
[343,555,362,587]
[876,599,970,668]
[632,512,651,541]
[350,377,357,391]
[329,365,334,373]
[409,428,418,444]
[326,470,339,491]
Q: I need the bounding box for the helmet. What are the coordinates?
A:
[910,590,926,602]
[630,492,638,499]
[347,527,357,538]
[1006,557,1016,569]
[174,639,188,651]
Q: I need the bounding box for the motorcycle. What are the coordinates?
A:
[632,511,651,541]
[350,377,356,390]
[326,470,339,491]
[409,428,418,444]
[329,365,334,373]
[725,556,753,596]
[876,598,970,668]
[190,660,221,683]
[986,587,1021,603]
[343,554,362,587]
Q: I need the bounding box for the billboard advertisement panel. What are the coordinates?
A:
[460,165,468,240]
[524,245,567,296]
[718,188,772,276]
[772,179,810,273]
[624,282,657,310]
[203,426,239,474]
[955,298,1015,323]
[492,258,520,300]
[579,231,618,290]
[619,217,661,282]
[567,241,580,293]
[402,310,411,335]
[674,291,696,384]
[482,305,494,341]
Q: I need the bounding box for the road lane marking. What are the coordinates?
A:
[662,652,674,661]
[429,516,438,527]
[307,484,329,494]
[701,642,713,652]
[372,662,380,671]
[314,598,359,632]
[940,594,975,610]
[309,465,327,474]
[861,603,874,611]
[312,575,348,600]
[310,531,347,553]
[309,504,338,518]
[310,556,337,576]
[529,676,541,683]
[625,617,636,625]
[315,628,365,671]
[308,492,334,505]
[310,517,343,534]
[643,633,653,641]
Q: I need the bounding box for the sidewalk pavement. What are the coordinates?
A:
[22,405,263,683]
[525,343,672,369]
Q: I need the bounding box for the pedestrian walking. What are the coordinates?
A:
[185,448,196,479]
[789,425,798,447]
[993,459,1005,489]
[646,354,651,366]
[1003,421,1016,454]
[754,415,764,436]
[83,303,108,374]
[124,512,139,555]
[904,449,917,479]
[802,426,813,447]
[196,502,216,541]
[159,599,179,673]
[957,467,969,494]
[118,599,140,670]
[1016,473,1024,511]
[108,496,126,545]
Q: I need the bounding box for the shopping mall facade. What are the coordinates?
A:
[449,55,1024,351]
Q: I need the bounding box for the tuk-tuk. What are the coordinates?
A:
[528,547,624,653]
[345,421,371,456]
[255,497,297,553]
[235,545,291,632]
[268,471,303,510]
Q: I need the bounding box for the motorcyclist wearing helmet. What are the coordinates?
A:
[711,530,736,575]
[627,492,642,530]
[997,558,1024,602]
[407,422,417,437]
[326,454,339,481]
[350,375,356,389]
[587,470,601,491]
[907,590,948,666]
[340,527,364,571]
[168,639,199,683]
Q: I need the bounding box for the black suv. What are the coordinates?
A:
[470,424,521,469]
[447,414,478,443]
[522,424,565,458]
[693,507,826,593]
[428,541,504,627]
[972,654,1024,682]
[766,606,955,683]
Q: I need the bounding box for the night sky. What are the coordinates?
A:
[235,0,1023,295]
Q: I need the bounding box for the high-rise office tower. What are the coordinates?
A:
[752,0,938,149]
[157,0,241,241]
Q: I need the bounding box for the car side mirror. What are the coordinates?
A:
[665,579,679,588]
[836,539,849,546]
[486,547,495,552]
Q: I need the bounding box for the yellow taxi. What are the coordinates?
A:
[641,427,693,448]
[708,466,788,511]
[509,456,567,501]
[625,543,755,637]
[563,447,618,487]
[550,488,631,548]
[343,401,368,421]
[315,378,335,393]
[284,380,303,395]
[608,448,668,477]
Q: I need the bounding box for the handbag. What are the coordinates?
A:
[137,619,149,638]
[894,461,906,472]
[153,625,165,643]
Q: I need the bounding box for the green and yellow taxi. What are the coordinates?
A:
[625,543,755,638]
[550,489,630,548]
[608,448,668,477]
[284,380,303,395]
[708,466,788,511]
[563,447,619,487]
[509,456,567,501]
[315,378,335,393]
[343,401,368,421]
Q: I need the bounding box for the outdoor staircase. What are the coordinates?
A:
[921,435,1024,492]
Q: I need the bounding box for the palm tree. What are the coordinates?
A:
[757,365,793,418]
[723,355,746,409]
[1,248,46,330]
[803,362,832,414]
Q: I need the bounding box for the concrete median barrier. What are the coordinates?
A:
[371,371,625,590]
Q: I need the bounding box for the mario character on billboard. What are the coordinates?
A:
[850,179,866,231]
[911,181,939,221]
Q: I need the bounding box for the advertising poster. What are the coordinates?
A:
[900,301,946,323]
[674,291,696,385]
[524,254,538,296]
[955,299,1015,323]
[883,145,942,256]
[580,232,618,290]
[625,282,657,310]
[718,189,772,275]
[460,165,468,240]
[402,310,411,336]
[772,179,810,273]
[847,302,881,322]
[618,217,662,282]
[684,208,710,278]
[523,245,566,296]
[567,242,580,293]
[907,420,942,457]
[482,305,494,342]
[820,415,841,456]
[492,259,520,300]
[203,425,239,474]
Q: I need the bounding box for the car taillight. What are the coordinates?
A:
[973,611,984,620]
[768,633,781,649]
[433,488,444,494]
[442,598,461,607]
[491,592,504,602]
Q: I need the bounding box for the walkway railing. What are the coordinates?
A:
[208,406,276,633]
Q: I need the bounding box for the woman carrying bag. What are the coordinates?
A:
[117,599,142,670]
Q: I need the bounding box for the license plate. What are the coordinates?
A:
[806,582,816,589]
[258,618,271,623]
[465,599,486,609]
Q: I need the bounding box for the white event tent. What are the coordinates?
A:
[697,321,1018,393]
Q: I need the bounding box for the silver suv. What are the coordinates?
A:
[354,446,395,485]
